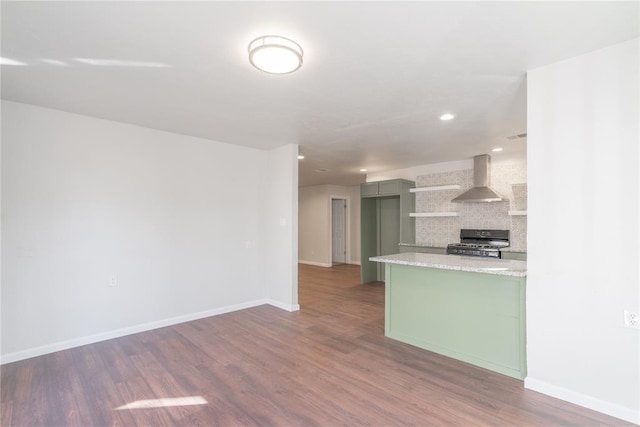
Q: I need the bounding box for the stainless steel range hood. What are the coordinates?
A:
[451,154,506,203]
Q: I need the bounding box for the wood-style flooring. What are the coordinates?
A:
[1,263,632,426]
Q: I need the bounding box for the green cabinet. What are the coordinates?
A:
[361,182,380,197]
[361,180,407,198]
[384,264,527,379]
[378,180,403,195]
[360,179,415,283]
[501,251,527,261]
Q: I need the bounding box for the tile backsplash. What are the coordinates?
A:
[414,161,527,251]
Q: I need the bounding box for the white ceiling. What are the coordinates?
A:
[2,1,638,187]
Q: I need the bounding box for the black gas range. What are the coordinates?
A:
[446,229,510,258]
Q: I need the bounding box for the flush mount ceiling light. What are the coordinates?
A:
[440,113,455,121]
[248,35,303,74]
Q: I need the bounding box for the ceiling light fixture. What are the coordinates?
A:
[248,35,303,74]
[440,113,455,121]
[492,147,503,152]
[297,155,305,160]
[360,169,368,173]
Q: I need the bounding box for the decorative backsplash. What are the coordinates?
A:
[414,161,528,251]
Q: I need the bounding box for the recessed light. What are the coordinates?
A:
[492,147,503,152]
[440,113,455,121]
[360,169,368,173]
[297,155,305,160]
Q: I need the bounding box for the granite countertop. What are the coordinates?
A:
[398,242,526,254]
[370,252,527,277]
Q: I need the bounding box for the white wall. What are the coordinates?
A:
[526,39,639,424]
[298,185,330,266]
[0,101,3,359]
[366,159,473,183]
[1,101,298,363]
[366,156,530,185]
[298,184,360,267]
[265,144,299,311]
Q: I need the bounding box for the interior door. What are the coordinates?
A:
[331,198,347,264]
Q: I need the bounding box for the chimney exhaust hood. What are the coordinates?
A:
[451,154,506,203]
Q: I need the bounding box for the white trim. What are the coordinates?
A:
[508,210,527,216]
[1,299,269,365]
[298,259,333,267]
[266,299,300,312]
[348,261,361,266]
[525,377,640,425]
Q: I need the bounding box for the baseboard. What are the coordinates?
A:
[298,260,332,267]
[0,299,270,365]
[525,377,640,425]
[266,299,300,312]
[299,260,360,267]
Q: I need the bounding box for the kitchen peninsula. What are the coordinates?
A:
[371,252,527,379]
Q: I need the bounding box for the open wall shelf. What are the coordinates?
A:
[410,184,461,193]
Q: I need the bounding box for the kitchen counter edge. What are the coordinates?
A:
[370,252,527,277]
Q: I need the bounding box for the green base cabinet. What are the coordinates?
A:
[384,264,526,379]
[501,251,527,261]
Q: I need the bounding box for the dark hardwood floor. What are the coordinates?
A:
[1,264,632,426]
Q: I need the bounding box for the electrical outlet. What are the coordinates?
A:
[109,274,118,287]
[623,310,639,329]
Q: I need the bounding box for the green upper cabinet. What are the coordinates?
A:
[361,179,411,198]
[361,182,380,197]
[378,180,403,195]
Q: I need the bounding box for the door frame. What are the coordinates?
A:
[329,195,350,265]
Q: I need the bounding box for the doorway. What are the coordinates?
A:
[331,198,347,265]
